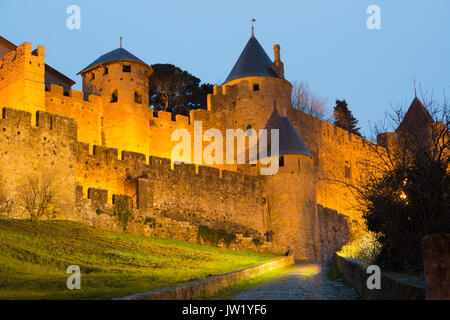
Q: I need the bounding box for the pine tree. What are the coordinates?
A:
[333,99,362,136]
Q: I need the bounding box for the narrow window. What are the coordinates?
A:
[90,72,95,80]
[111,90,118,103]
[135,91,142,104]
[279,156,285,167]
[298,159,301,171]
[246,124,252,135]
[253,84,260,91]
[104,66,108,75]
[123,64,131,72]
[345,166,351,179]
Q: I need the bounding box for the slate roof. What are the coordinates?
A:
[276,116,313,157]
[224,36,281,84]
[78,47,148,74]
[396,97,434,132]
[253,114,313,161]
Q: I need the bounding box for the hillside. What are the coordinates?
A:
[0,218,277,299]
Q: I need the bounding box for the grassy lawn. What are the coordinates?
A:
[0,218,277,299]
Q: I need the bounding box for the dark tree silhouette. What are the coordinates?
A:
[148,64,214,117]
[333,99,362,136]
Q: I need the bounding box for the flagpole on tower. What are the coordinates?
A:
[413,77,417,98]
[252,18,255,37]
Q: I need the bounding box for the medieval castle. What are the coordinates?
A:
[0,32,427,261]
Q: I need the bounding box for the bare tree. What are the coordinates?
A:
[0,175,13,216]
[291,81,330,121]
[329,91,449,271]
[16,170,66,222]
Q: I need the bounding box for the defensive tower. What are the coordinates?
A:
[78,42,153,155]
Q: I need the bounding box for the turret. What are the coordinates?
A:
[258,114,321,260]
[78,43,153,155]
[222,34,292,131]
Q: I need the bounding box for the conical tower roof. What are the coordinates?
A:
[78,47,149,74]
[396,97,434,132]
[253,114,312,161]
[277,116,313,157]
[224,36,281,84]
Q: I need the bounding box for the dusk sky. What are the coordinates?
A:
[1,0,449,134]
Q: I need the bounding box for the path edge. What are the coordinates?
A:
[116,251,295,300]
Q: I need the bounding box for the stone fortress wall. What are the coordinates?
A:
[0,40,377,260]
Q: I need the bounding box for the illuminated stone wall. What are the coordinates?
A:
[0,108,77,219]
[0,43,46,122]
[0,40,388,259]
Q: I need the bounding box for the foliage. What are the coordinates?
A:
[291,81,330,121]
[338,224,382,264]
[144,217,157,228]
[333,99,362,136]
[0,177,13,215]
[0,218,276,299]
[148,64,214,116]
[197,225,237,247]
[362,149,449,272]
[352,97,449,272]
[16,170,66,222]
[113,196,133,232]
[251,237,264,246]
[326,263,343,281]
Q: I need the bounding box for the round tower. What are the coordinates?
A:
[78,43,153,155]
[259,115,321,260]
[223,35,292,132]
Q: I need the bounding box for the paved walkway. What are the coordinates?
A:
[232,262,359,300]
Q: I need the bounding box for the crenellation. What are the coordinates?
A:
[222,170,243,182]
[92,145,119,163]
[149,156,171,171]
[174,162,196,177]
[121,150,147,164]
[197,165,220,178]
[156,110,173,122]
[35,110,77,139]
[174,114,190,126]
[1,107,32,128]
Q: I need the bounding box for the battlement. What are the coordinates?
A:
[150,110,190,128]
[77,140,263,204]
[206,84,236,112]
[45,83,102,104]
[0,42,46,112]
[78,140,261,181]
[0,42,44,71]
[289,107,378,153]
[77,185,129,207]
[0,107,77,139]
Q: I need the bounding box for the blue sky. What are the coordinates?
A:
[0,0,449,134]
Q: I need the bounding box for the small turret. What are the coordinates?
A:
[222,34,292,132]
[78,42,153,155]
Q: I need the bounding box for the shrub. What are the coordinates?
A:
[197,225,237,247]
[144,217,157,228]
[113,196,133,232]
[251,237,264,246]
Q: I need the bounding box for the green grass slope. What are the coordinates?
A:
[0,218,277,299]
